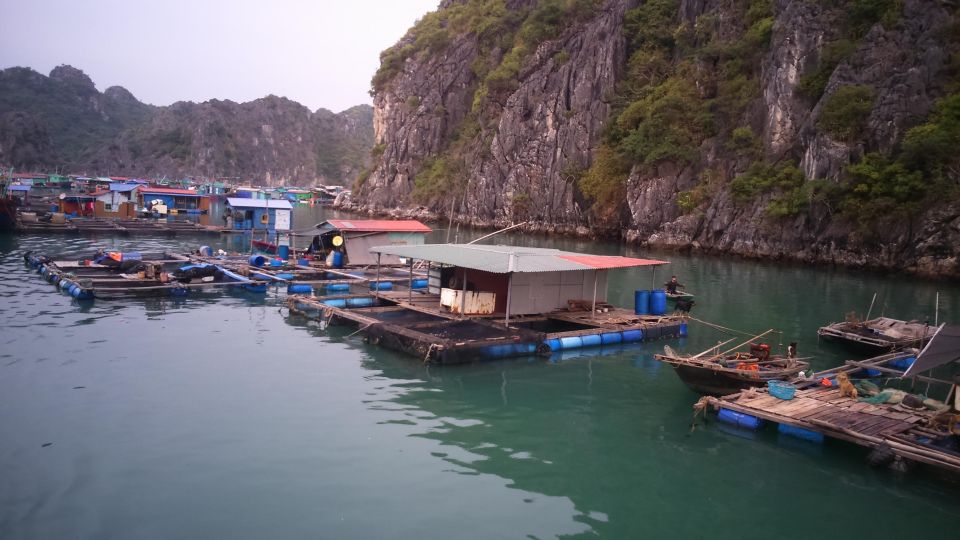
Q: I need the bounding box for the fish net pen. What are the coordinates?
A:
[362,309,448,326]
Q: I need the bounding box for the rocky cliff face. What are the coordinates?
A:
[0,65,374,186]
[351,0,960,276]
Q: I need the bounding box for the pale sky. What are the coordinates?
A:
[0,0,439,112]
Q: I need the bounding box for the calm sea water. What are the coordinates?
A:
[1,205,958,539]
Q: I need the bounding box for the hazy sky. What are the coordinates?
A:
[0,0,439,112]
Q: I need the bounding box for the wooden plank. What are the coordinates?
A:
[862,418,907,437]
[781,400,828,418]
[793,404,832,420]
[848,414,892,433]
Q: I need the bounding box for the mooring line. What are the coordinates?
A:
[687,316,781,341]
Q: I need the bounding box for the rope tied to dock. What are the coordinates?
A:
[691,396,711,433]
[424,343,441,364]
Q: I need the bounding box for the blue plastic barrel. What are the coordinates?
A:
[278,245,290,260]
[242,283,268,293]
[484,344,512,358]
[198,245,213,256]
[411,278,429,289]
[297,258,310,267]
[600,332,623,345]
[321,298,347,308]
[717,408,762,430]
[545,338,562,352]
[777,423,824,443]
[649,289,667,315]
[325,283,351,292]
[248,255,266,267]
[269,259,283,268]
[370,281,393,291]
[346,297,375,308]
[559,336,583,350]
[275,273,296,280]
[889,356,916,370]
[169,287,189,297]
[621,329,643,343]
[581,334,602,348]
[331,251,344,268]
[679,322,688,337]
[513,343,537,355]
[288,284,313,294]
[634,290,650,315]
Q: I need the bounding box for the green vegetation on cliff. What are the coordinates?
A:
[578,0,773,222]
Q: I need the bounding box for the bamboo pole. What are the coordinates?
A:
[716,329,775,358]
[865,292,877,321]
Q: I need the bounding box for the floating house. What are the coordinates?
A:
[287,244,687,364]
[58,192,102,216]
[313,220,432,266]
[232,186,267,199]
[7,184,31,202]
[225,197,293,232]
[92,183,140,218]
[139,186,209,213]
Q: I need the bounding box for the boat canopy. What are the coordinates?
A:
[903,324,960,378]
[368,243,668,274]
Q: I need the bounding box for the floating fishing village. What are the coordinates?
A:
[6,169,959,480]
[5,1,960,537]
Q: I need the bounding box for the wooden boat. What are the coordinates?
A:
[654,332,809,396]
[818,316,936,353]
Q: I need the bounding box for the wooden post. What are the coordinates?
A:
[460,269,468,318]
[504,273,513,326]
[408,258,413,303]
[591,270,598,320]
[374,253,381,299]
[651,266,657,290]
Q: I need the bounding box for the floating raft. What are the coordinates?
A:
[286,290,688,365]
[25,249,430,300]
[702,352,960,474]
[17,216,222,235]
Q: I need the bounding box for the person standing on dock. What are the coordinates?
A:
[665,276,682,294]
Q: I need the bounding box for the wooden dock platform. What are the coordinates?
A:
[704,372,960,473]
[286,290,689,364]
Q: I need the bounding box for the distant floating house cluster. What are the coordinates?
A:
[0,170,351,221]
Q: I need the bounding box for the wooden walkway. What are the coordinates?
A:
[706,385,960,473]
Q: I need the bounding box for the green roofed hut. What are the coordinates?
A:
[286,243,689,364]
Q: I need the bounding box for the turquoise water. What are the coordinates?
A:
[1,207,959,539]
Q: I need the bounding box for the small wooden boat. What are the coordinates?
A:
[666,290,694,303]
[654,332,809,396]
[818,316,936,353]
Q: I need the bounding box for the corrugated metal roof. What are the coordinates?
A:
[319,219,432,233]
[226,197,293,210]
[369,244,668,273]
[109,183,140,192]
[7,185,31,191]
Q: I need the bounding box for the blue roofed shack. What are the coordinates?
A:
[226,197,293,232]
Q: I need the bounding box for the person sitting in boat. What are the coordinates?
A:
[664,276,683,294]
[787,342,797,359]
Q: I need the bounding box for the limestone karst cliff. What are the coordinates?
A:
[351,0,960,276]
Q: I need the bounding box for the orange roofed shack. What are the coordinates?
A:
[312,220,432,266]
[369,243,668,320]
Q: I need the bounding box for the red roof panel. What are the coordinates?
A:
[324,219,432,233]
[557,254,668,269]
